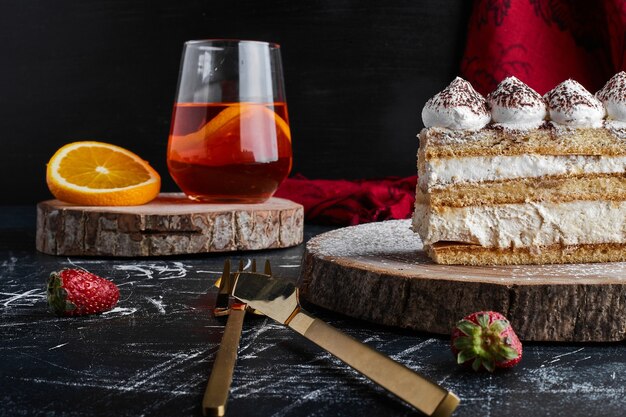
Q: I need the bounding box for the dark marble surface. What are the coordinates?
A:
[1,206,624,417]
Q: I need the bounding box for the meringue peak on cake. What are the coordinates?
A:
[419,74,626,133]
[597,71,626,126]
[544,79,605,128]
[487,76,546,130]
[421,77,490,131]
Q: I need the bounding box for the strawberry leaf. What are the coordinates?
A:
[489,319,510,334]
[47,272,69,315]
[482,358,496,372]
[457,349,477,364]
[456,320,480,336]
[472,358,483,371]
[477,313,490,328]
[453,335,474,350]
[499,346,520,360]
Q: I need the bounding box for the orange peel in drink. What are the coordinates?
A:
[168,103,291,163]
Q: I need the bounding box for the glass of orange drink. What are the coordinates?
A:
[167,40,292,203]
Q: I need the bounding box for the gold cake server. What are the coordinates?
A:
[231,271,460,417]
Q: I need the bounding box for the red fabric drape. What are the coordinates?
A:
[274,175,417,225]
[462,0,626,95]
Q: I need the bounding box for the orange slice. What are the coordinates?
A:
[46,141,161,206]
[168,103,291,162]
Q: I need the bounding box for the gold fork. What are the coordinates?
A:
[202,259,270,417]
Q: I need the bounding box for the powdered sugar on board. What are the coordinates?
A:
[306,219,626,284]
[307,219,423,257]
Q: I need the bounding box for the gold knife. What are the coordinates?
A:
[203,304,245,417]
[231,271,460,417]
[203,260,272,417]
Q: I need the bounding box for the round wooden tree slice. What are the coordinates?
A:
[36,193,303,257]
[300,220,626,342]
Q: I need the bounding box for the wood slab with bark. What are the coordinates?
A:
[300,220,626,342]
[36,193,303,257]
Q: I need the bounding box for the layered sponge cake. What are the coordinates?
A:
[413,74,626,265]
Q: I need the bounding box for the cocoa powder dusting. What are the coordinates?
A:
[544,79,603,114]
[487,76,544,108]
[427,77,489,116]
[597,71,626,102]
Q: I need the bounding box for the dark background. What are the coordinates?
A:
[1,0,471,205]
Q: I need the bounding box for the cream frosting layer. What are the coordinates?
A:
[412,200,626,248]
[420,154,626,190]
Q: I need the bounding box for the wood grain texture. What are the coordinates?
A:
[300,220,626,342]
[36,193,303,256]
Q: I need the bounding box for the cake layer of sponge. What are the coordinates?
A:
[419,126,626,159]
[418,174,626,207]
[427,241,626,265]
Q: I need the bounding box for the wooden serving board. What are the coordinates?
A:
[36,193,303,257]
[300,219,626,342]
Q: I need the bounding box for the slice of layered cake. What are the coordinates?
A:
[413,74,626,265]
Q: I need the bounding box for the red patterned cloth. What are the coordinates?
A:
[274,175,417,225]
[462,0,626,96]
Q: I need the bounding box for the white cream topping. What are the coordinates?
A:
[413,201,626,248]
[544,79,605,128]
[597,71,626,123]
[418,74,626,133]
[419,154,626,190]
[487,76,546,130]
[421,77,490,131]
[605,119,626,130]
[602,100,626,124]
[490,106,545,130]
[422,105,490,131]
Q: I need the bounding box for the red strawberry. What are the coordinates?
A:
[47,268,120,316]
[451,311,522,372]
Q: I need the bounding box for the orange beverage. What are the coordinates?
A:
[167,102,292,203]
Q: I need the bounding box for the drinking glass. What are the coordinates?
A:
[167,40,292,203]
